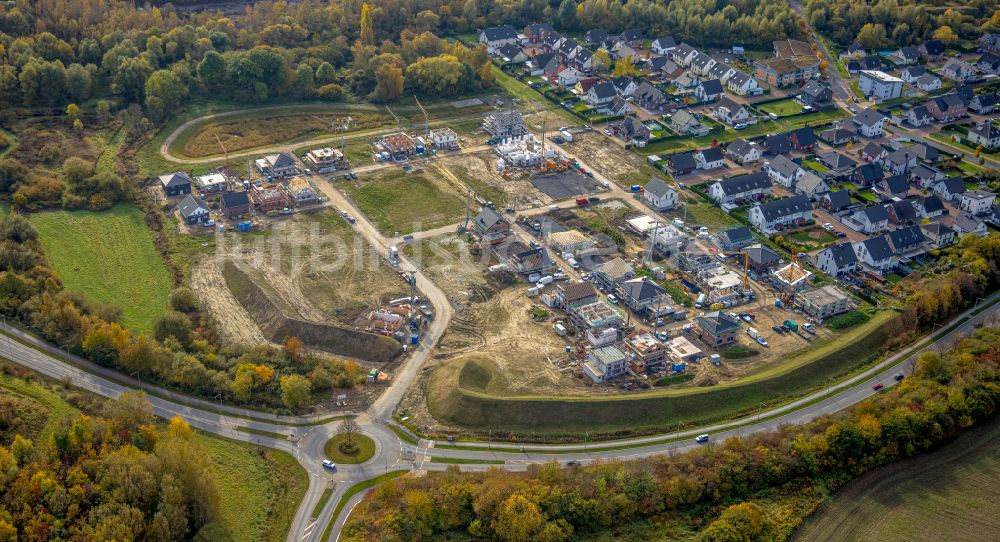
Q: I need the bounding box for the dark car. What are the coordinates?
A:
[566,460,581,467]
[893,373,904,381]
[772,325,784,333]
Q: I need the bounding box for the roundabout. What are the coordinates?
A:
[324,432,376,465]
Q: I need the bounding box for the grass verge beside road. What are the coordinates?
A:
[29,203,173,334]
[321,471,409,541]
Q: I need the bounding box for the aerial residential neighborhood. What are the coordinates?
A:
[0,1,998,542]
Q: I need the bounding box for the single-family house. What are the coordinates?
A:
[178,194,210,225]
[911,163,945,188]
[472,206,512,244]
[583,345,629,383]
[689,52,717,77]
[900,65,926,83]
[695,147,725,170]
[694,311,741,348]
[888,46,919,66]
[919,40,945,61]
[913,194,945,218]
[953,212,988,237]
[526,52,557,76]
[933,177,967,202]
[883,148,918,176]
[651,37,677,55]
[601,96,631,117]
[967,122,1000,150]
[958,190,997,216]
[817,151,857,173]
[886,199,918,225]
[978,52,1000,76]
[595,257,635,290]
[618,117,650,145]
[718,226,755,251]
[633,81,667,111]
[906,105,934,128]
[557,66,582,87]
[797,285,853,320]
[820,190,854,214]
[914,73,942,92]
[584,28,609,47]
[645,56,679,76]
[708,62,737,83]
[875,174,910,198]
[940,58,976,82]
[670,110,709,136]
[256,152,299,178]
[819,128,856,146]
[799,80,833,107]
[749,195,813,233]
[746,245,782,276]
[585,81,617,106]
[709,172,772,205]
[921,222,955,248]
[159,172,192,197]
[926,93,967,121]
[512,247,556,275]
[610,76,638,97]
[847,55,885,74]
[852,162,885,187]
[726,71,762,96]
[664,152,697,176]
[886,225,926,258]
[643,177,679,211]
[480,25,518,53]
[766,155,804,188]
[619,277,671,315]
[694,79,724,102]
[617,29,643,48]
[853,236,894,275]
[860,142,888,163]
[669,43,699,66]
[817,243,858,277]
[788,127,818,152]
[712,97,751,126]
[624,333,669,374]
[849,205,890,234]
[980,34,1000,54]
[553,281,599,311]
[725,138,761,164]
[195,172,228,193]
[762,132,792,156]
[851,108,887,138]
[496,43,528,64]
[969,93,999,114]
[220,191,251,219]
[840,42,866,61]
[795,171,829,200]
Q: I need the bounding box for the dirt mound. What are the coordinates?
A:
[222,261,402,363]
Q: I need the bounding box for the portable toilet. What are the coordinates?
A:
[565,346,571,354]
[410,334,419,345]
[236,221,252,232]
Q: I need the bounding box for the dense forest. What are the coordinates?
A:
[0,213,366,411]
[343,320,1000,542]
[804,0,999,48]
[0,390,224,541]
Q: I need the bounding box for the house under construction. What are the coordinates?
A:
[366,305,412,335]
[483,110,528,139]
[373,132,418,161]
[429,128,459,150]
[770,261,812,293]
[495,133,558,171]
[305,147,350,173]
[249,184,290,213]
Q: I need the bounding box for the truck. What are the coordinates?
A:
[695,293,707,308]
[389,246,399,261]
[537,275,554,285]
[783,319,799,332]
[746,327,760,340]
[801,322,816,334]
[553,323,567,336]
[630,184,643,193]
[559,129,573,142]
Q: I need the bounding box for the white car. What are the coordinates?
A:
[322,460,337,470]
[822,222,834,231]
[756,336,769,347]
[695,434,710,443]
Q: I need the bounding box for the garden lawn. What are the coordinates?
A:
[757,99,804,117]
[29,204,172,333]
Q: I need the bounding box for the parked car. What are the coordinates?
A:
[872,383,885,391]
[802,323,816,334]
[756,336,768,347]
[822,222,834,231]
[772,325,784,333]
[742,315,753,323]
[695,434,710,443]
[322,460,337,470]
[607,294,619,304]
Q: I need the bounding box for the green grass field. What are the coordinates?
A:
[793,415,1000,542]
[30,203,173,333]
[324,433,376,464]
[758,99,805,117]
[342,168,466,235]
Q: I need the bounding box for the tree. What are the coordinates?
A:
[592,49,611,74]
[339,418,360,447]
[280,375,312,410]
[492,494,545,542]
[315,62,337,85]
[360,3,375,46]
[145,69,187,122]
[294,64,315,97]
[557,0,578,30]
[66,103,80,122]
[284,336,303,363]
[932,25,958,45]
[855,23,888,49]
[153,311,193,345]
[612,56,638,77]
[372,63,404,102]
[104,391,154,432]
[196,51,227,92]
[169,288,199,313]
[404,55,468,97]
[700,501,772,542]
[112,57,154,104]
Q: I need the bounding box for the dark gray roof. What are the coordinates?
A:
[818,151,856,170]
[747,245,780,266]
[763,133,791,155]
[474,206,508,230]
[178,194,208,219]
[861,205,889,223]
[855,162,885,182]
[652,37,676,50]
[852,108,886,127]
[497,43,523,60]
[888,199,916,222]
[721,226,752,243]
[970,121,1000,140]
[696,311,740,334]
[918,195,944,213]
[755,195,812,222]
[221,191,250,208]
[861,236,893,261]
[159,172,192,188]
[910,143,938,162]
[482,25,517,42]
[699,146,724,163]
[699,79,724,95]
[590,81,617,99]
[800,80,830,98]
[824,243,857,268]
[768,155,801,178]
[727,138,756,157]
[936,177,966,196]
[715,171,770,196]
[618,28,643,41]
[620,277,666,302]
[644,177,673,198]
[789,127,817,147]
[824,190,852,211]
[584,28,608,44]
[887,225,924,251]
[922,40,945,56]
[880,174,909,195]
[667,151,697,171]
[903,65,927,77]
[932,93,965,110]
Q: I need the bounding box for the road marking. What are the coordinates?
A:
[301,519,317,539]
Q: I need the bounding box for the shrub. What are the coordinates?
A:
[826,310,871,330]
